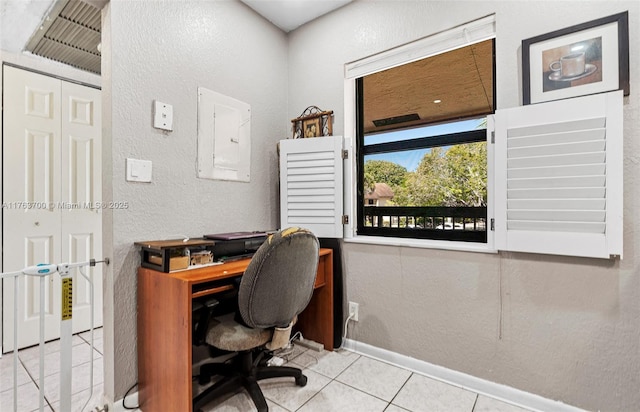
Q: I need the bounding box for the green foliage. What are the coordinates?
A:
[442,142,487,206]
[363,160,408,188]
[363,171,376,194]
[393,147,447,206]
[364,143,487,207]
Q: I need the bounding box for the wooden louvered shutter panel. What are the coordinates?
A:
[279,136,344,238]
[495,91,623,259]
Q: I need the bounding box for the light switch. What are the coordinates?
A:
[126,158,153,182]
[153,100,173,131]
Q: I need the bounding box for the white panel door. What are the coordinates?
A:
[61,81,103,332]
[2,66,62,351]
[2,66,102,351]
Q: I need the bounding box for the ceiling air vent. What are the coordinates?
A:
[372,113,420,128]
[25,0,102,74]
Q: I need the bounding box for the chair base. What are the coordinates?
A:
[193,350,307,412]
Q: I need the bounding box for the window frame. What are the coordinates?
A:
[343,15,497,251]
[356,75,491,241]
[352,40,496,245]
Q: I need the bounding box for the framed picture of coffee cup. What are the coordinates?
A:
[522,11,629,105]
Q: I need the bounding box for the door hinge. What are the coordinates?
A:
[342,215,349,224]
[491,131,495,144]
[342,149,349,159]
[490,218,495,231]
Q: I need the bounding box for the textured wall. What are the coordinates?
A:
[288,1,640,411]
[102,0,288,400]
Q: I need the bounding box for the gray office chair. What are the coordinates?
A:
[193,227,320,412]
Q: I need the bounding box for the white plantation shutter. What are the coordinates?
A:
[280,136,344,238]
[495,91,623,259]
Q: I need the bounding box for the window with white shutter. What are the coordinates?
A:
[279,136,344,238]
[494,90,623,259]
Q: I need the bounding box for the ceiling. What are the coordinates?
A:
[1,0,103,73]
[0,0,352,75]
[240,0,352,32]
[27,0,102,74]
[363,40,494,134]
[0,0,56,53]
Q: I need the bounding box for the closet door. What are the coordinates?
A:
[2,65,63,350]
[2,66,103,351]
[61,81,103,333]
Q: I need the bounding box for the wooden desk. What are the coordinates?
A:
[137,248,333,412]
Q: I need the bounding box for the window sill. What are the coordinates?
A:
[343,235,497,254]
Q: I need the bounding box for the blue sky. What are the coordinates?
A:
[365,118,484,172]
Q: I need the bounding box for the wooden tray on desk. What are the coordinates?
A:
[135,239,215,273]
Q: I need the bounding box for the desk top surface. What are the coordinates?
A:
[135,238,215,249]
[138,248,332,285]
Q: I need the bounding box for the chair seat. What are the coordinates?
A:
[206,313,272,351]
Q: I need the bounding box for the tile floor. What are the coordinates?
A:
[1,330,535,412]
[0,328,103,412]
[194,344,536,412]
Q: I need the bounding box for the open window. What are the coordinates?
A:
[348,15,497,244]
[280,13,624,259]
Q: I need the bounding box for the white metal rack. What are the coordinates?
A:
[0,258,109,412]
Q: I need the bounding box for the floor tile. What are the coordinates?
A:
[474,395,534,412]
[297,380,388,412]
[78,329,104,355]
[4,335,548,412]
[336,356,411,402]
[50,383,103,412]
[260,367,331,411]
[78,327,103,342]
[0,380,53,412]
[36,357,104,403]
[0,354,32,390]
[17,336,85,363]
[88,338,103,355]
[392,374,477,412]
[278,342,308,363]
[22,341,100,379]
[384,405,411,412]
[200,390,289,412]
[292,348,360,379]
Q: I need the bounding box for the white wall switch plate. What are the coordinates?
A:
[126,158,153,182]
[153,100,173,131]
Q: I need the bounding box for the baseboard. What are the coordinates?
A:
[343,339,586,412]
[109,391,139,412]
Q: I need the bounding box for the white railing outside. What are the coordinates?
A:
[0,258,108,412]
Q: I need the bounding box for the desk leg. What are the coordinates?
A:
[297,252,334,350]
[138,269,193,411]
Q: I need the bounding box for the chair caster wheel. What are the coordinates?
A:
[296,374,308,387]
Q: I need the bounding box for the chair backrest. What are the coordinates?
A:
[238,227,320,329]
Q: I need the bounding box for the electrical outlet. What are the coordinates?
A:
[348,301,359,322]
